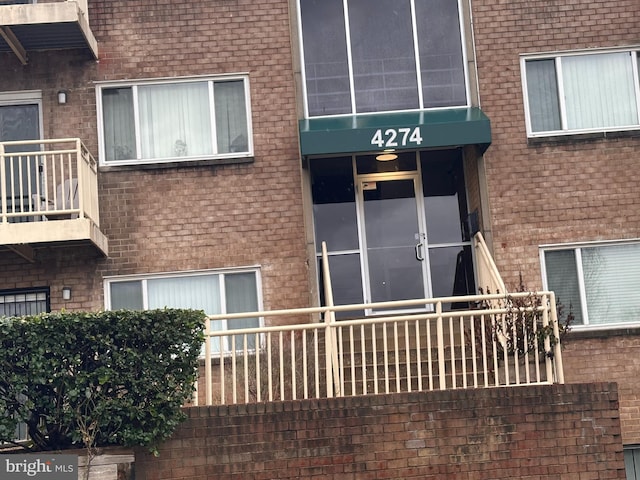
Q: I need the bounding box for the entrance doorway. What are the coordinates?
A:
[0,97,42,221]
[358,174,431,310]
[310,149,475,315]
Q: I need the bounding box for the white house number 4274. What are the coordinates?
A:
[370,127,423,148]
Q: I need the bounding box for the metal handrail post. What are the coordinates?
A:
[0,143,6,223]
[549,292,565,384]
[436,301,446,390]
[75,138,86,219]
[321,241,340,397]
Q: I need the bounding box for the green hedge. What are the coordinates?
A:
[0,309,205,452]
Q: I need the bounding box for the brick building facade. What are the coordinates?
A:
[470,0,640,462]
[0,0,310,316]
[2,0,640,476]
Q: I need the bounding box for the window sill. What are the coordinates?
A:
[567,324,640,340]
[527,128,640,147]
[99,156,255,172]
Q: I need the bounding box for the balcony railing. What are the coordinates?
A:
[0,138,108,257]
[195,237,565,406]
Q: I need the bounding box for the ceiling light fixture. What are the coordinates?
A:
[375,149,398,161]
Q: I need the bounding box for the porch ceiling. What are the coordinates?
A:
[298,107,491,157]
[0,2,98,63]
[0,218,108,261]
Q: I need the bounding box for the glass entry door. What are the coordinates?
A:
[0,103,41,221]
[358,174,431,310]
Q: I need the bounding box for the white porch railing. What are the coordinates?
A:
[0,138,100,226]
[195,238,565,406]
[474,231,507,295]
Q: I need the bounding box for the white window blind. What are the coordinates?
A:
[523,49,640,136]
[543,242,640,327]
[107,269,261,353]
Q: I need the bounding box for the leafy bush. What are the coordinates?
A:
[0,309,205,452]
[472,275,573,361]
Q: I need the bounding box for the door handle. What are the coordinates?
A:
[415,242,424,261]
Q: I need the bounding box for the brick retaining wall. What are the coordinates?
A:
[135,383,624,480]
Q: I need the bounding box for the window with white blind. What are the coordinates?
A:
[541,241,640,328]
[97,76,253,166]
[522,49,640,137]
[105,269,262,353]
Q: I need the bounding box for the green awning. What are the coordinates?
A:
[299,107,491,156]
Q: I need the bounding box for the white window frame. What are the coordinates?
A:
[540,238,640,330]
[95,74,254,167]
[103,267,264,353]
[521,46,640,138]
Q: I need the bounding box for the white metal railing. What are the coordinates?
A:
[195,241,564,406]
[474,232,507,295]
[0,138,100,226]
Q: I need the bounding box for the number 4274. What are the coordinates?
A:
[370,127,423,148]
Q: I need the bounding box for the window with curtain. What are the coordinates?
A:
[542,241,640,328]
[522,49,640,136]
[299,0,467,117]
[98,76,252,165]
[107,269,261,353]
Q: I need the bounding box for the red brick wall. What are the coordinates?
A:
[471,0,640,450]
[0,0,309,313]
[563,331,640,445]
[472,0,640,288]
[135,383,624,480]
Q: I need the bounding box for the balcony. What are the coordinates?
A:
[194,237,565,406]
[0,138,108,261]
[0,0,98,64]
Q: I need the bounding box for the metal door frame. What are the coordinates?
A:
[355,168,433,314]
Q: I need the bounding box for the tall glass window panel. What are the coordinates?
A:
[544,250,583,325]
[214,80,249,154]
[0,104,40,220]
[225,273,260,350]
[348,0,419,112]
[525,60,561,133]
[428,246,474,310]
[581,244,640,325]
[310,157,359,253]
[415,0,466,108]
[318,254,364,318]
[422,151,468,244]
[102,88,136,161]
[300,0,351,116]
[562,53,638,130]
[110,281,144,311]
[138,82,212,160]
